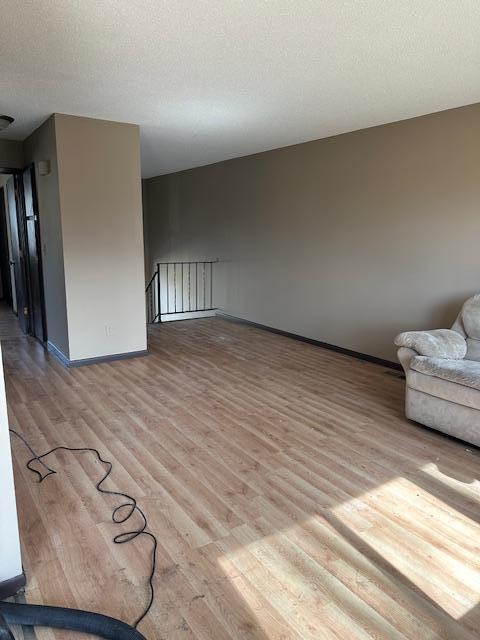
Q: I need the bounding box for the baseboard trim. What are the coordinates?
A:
[216,311,401,371]
[0,573,26,599]
[47,342,148,368]
[47,341,70,366]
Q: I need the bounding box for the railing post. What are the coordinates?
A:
[181,263,184,312]
[167,263,170,314]
[188,263,191,312]
[174,263,177,313]
[203,262,206,309]
[156,263,161,323]
[210,261,213,309]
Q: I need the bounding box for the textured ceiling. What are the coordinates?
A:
[1,1,480,177]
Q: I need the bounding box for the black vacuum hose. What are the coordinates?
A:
[0,612,14,640]
[0,602,146,640]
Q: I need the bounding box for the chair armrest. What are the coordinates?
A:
[394,329,466,360]
[397,347,417,374]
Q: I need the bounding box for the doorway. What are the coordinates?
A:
[0,166,46,342]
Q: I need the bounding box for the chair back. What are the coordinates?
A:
[452,294,480,361]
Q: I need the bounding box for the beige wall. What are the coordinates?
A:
[144,102,480,362]
[55,114,146,361]
[24,116,69,356]
[0,139,24,169]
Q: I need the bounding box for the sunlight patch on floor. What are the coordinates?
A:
[216,524,376,640]
[216,464,480,636]
[331,472,480,621]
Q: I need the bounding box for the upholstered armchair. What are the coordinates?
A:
[395,294,480,447]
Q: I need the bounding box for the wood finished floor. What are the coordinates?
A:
[3,315,480,640]
[0,302,25,340]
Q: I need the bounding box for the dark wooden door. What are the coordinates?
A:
[6,177,28,334]
[22,166,46,341]
[0,187,12,303]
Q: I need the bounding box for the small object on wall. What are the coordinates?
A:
[38,160,51,176]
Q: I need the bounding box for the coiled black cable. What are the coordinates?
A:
[8,428,158,633]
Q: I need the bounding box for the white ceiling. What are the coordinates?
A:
[1,1,480,178]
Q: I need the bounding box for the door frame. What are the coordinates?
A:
[18,166,47,342]
[0,165,47,342]
[5,176,29,333]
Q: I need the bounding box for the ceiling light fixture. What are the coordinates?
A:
[0,115,14,131]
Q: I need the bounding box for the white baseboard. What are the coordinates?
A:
[158,310,217,322]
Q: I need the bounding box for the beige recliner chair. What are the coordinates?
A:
[395,294,480,447]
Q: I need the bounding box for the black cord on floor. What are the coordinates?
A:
[9,428,56,481]
[9,428,157,630]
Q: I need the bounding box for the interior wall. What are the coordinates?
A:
[0,343,23,584]
[0,139,24,169]
[144,102,480,362]
[24,116,69,356]
[55,114,146,361]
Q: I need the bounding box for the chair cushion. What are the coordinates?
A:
[408,370,480,411]
[411,356,480,391]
